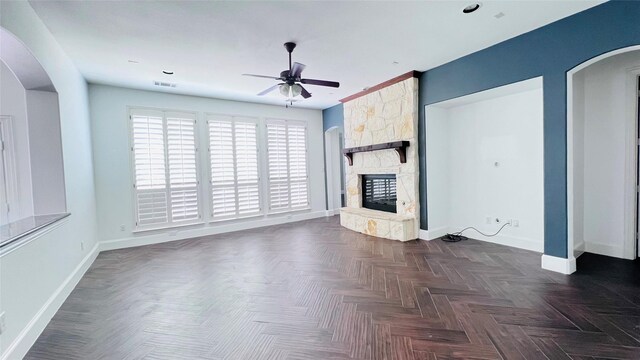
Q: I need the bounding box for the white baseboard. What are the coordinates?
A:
[100,210,328,252]
[584,242,626,259]
[325,209,339,216]
[573,241,585,258]
[419,225,542,253]
[541,254,577,274]
[1,243,99,360]
[419,226,448,241]
[472,233,543,253]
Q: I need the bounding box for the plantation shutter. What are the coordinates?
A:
[234,120,261,216]
[208,115,261,220]
[266,119,309,213]
[131,110,168,227]
[130,109,200,230]
[266,120,290,211]
[166,112,199,222]
[287,123,309,210]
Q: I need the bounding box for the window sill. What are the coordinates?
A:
[209,213,264,223]
[0,213,71,256]
[132,220,205,234]
[132,208,312,233]
[267,207,311,216]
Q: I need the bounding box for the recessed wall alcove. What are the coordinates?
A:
[425,77,545,252]
[0,27,67,250]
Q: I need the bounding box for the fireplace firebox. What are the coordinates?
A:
[362,174,397,213]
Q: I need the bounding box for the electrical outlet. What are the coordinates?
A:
[0,311,6,335]
[486,216,492,224]
[513,220,520,227]
[120,224,126,232]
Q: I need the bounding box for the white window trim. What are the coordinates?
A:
[128,107,203,231]
[206,113,263,222]
[265,118,311,214]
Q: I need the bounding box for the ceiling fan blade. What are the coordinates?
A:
[299,85,312,99]
[257,84,280,96]
[300,78,340,88]
[243,73,281,80]
[290,62,306,78]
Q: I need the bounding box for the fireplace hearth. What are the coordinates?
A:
[362,174,397,213]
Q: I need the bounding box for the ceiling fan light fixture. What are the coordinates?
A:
[279,84,290,97]
[245,42,339,100]
[279,83,302,98]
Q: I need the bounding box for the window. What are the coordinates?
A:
[130,109,200,230]
[208,115,261,220]
[266,119,309,213]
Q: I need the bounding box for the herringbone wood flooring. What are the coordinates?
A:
[26,216,640,359]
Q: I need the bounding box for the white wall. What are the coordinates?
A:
[425,106,450,238]
[571,72,586,255]
[0,2,99,359]
[26,90,66,216]
[572,51,640,259]
[0,61,34,222]
[426,80,544,252]
[89,84,326,247]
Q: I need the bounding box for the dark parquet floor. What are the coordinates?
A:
[26,216,640,359]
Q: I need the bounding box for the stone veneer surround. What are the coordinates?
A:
[340,76,419,241]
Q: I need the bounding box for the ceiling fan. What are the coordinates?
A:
[243,42,340,100]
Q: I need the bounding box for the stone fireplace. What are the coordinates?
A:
[339,72,419,241]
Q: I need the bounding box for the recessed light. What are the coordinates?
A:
[162,70,174,75]
[494,12,505,19]
[462,3,481,14]
[392,61,399,65]
[128,60,139,64]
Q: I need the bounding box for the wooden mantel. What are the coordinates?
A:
[339,71,420,103]
[342,141,410,166]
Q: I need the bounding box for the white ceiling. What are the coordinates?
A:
[28,0,603,110]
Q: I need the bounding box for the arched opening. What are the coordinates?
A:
[324,126,345,213]
[567,46,640,263]
[0,26,67,249]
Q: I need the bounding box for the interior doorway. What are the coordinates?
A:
[324,126,345,213]
[567,47,640,262]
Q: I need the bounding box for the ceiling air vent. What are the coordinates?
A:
[154,81,176,88]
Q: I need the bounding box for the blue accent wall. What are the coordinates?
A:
[322,103,344,132]
[419,1,640,258]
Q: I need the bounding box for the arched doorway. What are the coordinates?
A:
[324,126,344,214]
[567,46,640,263]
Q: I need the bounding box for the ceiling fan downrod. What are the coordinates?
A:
[284,42,296,72]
